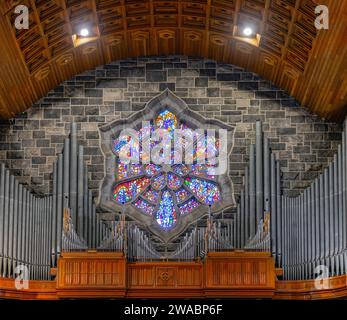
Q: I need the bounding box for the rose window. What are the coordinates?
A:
[112,109,221,230]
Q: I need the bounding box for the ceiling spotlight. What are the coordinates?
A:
[243,27,253,37]
[80,28,89,37]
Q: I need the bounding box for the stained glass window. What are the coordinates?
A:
[112,108,221,230]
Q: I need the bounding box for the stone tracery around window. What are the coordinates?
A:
[99,90,235,242]
[112,109,222,230]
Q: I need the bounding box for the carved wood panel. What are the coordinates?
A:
[57,251,126,289]
[127,261,202,289]
[205,251,276,290]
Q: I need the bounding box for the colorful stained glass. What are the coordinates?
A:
[133,198,155,215]
[129,163,142,176]
[156,190,177,228]
[145,164,161,176]
[113,135,139,159]
[113,177,150,203]
[175,188,190,204]
[142,187,160,203]
[112,109,224,230]
[184,177,220,205]
[172,164,189,176]
[155,110,177,132]
[179,198,200,215]
[117,162,128,180]
[152,174,166,190]
[113,138,128,154]
[191,164,215,179]
[167,173,182,190]
[139,123,153,140]
[194,134,221,162]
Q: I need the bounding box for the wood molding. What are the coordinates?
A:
[275,274,347,300]
[1,251,347,300]
[0,276,57,300]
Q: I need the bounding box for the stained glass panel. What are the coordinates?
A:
[117,161,128,180]
[133,198,155,215]
[129,163,143,176]
[175,188,190,204]
[191,164,215,179]
[145,164,161,176]
[113,177,150,203]
[179,198,200,215]
[152,174,166,190]
[113,135,139,159]
[155,110,177,132]
[156,190,177,229]
[172,164,189,176]
[167,173,182,190]
[142,187,160,203]
[184,177,220,205]
[112,108,223,231]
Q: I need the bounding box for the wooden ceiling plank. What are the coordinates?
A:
[0,0,346,120]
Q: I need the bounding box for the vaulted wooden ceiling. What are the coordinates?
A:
[0,0,346,121]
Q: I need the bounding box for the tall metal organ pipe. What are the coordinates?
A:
[235,121,281,259]
[279,118,347,280]
[1,120,347,281]
[0,123,103,280]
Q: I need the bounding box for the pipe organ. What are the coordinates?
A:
[0,164,53,280]
[279,123,347,280]
[1,119,347,287]
[0,123,104,280]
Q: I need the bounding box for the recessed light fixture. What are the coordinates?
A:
[243,27,253,37]
[80,28,89,37]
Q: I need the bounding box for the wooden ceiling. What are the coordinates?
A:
[0,0,346,121]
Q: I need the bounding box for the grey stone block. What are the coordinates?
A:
[120,67,145,77]
[217,73,241,81]
[160,83,175,91]
[195,77,208,87]
[146,70,167,82]
[85,89,103,97]
[200,69,216,77]
[96,78,127,88]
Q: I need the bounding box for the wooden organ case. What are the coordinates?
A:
[55,251,276,299]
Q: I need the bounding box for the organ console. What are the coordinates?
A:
[1,119,347,299]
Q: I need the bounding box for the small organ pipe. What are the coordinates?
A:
[276,161,281,265]
[70,122,78,228]
[255,121,263,223]
[3,170,10,277]
[77,145,84,236]
[52,161,57,268]
[56,154,63,258]
[270,154,276,261]
[0,164,4,276]
[244,167,249,242]
[83,168,89,242]
[264,137,270,213]
[249,144,256,237]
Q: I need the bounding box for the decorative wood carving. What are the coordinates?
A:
[56,251,126,298]
[2,251,347,299]
[204,251,276,297]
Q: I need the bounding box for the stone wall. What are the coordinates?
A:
[0,56,342,199]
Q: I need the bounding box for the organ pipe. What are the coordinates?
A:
[278,118,347,280]
[255,121,263,223]
[0,123,103,280]
[1,119,347,281]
